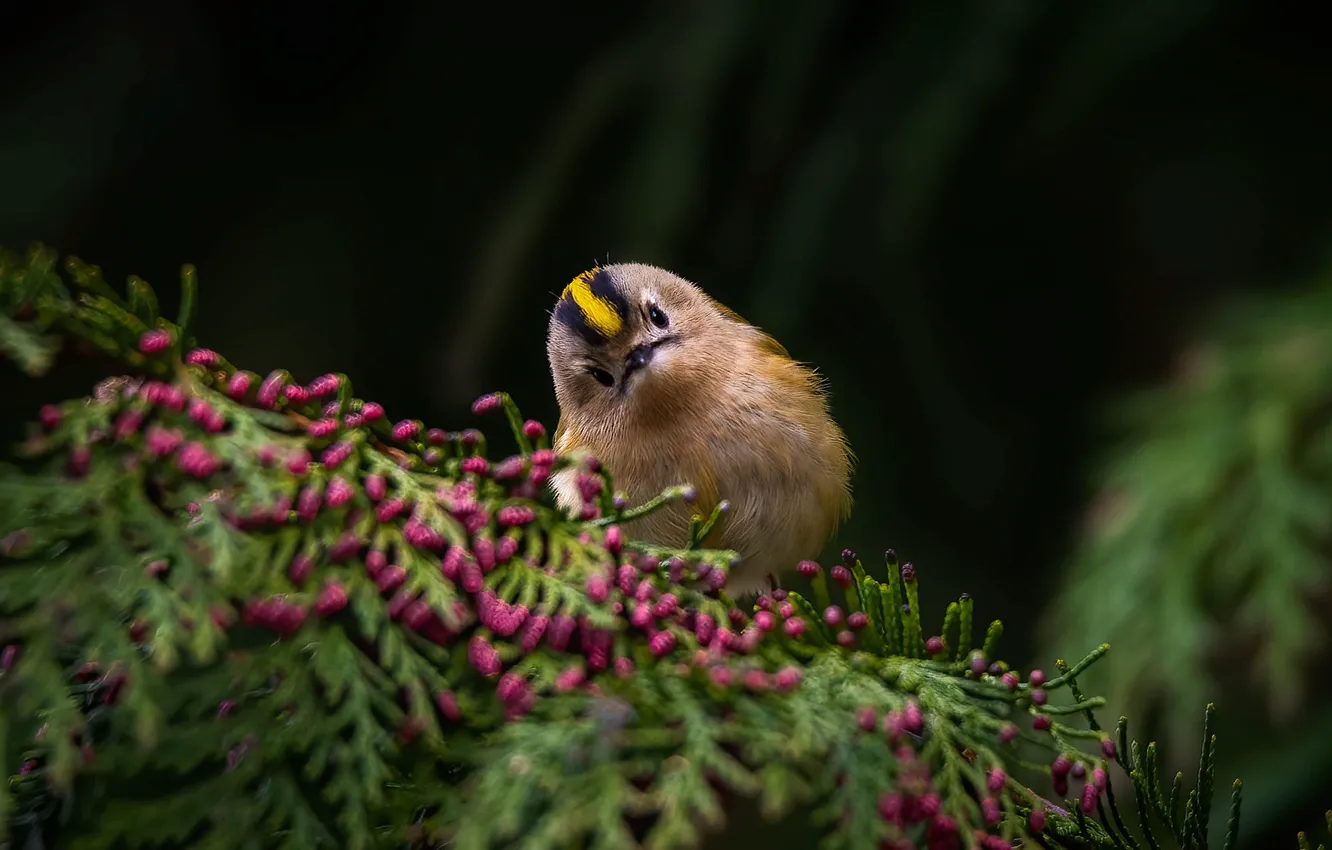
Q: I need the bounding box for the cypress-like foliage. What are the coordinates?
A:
[0,245,1327,849]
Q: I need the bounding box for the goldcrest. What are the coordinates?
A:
[546,263,854,594]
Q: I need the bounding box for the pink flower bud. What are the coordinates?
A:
[375,564,407,593]
[522,419,545,439]
[38,404,61,430]
[461,456,489,477]
[847,611,868,630]
[314,583,348,616]
[604,525,623,556]
[434,690,461,721]
[186,348,220,366]
[469,635,501,677]
[497,505,536,527]
[555,667,585,692]
[138,329,171,354]
[324,476,354,508]
[471,393,501,415]
[288,554,314,586]
[321,441,353,468]
[1032,715,1051,731]
[1001,672,1018,690]
[375,498,405,522]
[649,631,676,657]
[775,667,802,691]
[1028,669,1046,687]
[783,617,806,638]
[754,611,776,632]
[256,372,287,408]
[361,402,385,421]
[830,565,852,587]
[1030,688,1047,706]
[227,372,253,400]
[308,418,338,439]
[999,724,1019,744]
[391,420,420,441]
[286,449,312,476]
[364,473,387,501]
[858,707,877,731]
[987,768,1006,792]
[1028,808,1046,832]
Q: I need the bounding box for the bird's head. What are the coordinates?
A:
[546,263,740,425]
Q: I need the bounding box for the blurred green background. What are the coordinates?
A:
[3,1,1330,847]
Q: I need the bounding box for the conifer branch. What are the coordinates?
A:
[0,244,1326,849]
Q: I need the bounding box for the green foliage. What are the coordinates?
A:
[1042,278,1332,759]
[0,244,1325,849]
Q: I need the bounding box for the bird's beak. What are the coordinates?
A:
[624,343,654,380]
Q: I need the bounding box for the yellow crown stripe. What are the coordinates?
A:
[564,271,624,339]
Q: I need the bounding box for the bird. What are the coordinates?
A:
[545,262,854,595]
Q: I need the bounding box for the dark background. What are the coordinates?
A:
[3,1,1331,847]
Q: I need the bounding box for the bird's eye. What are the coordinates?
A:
[588,367,614,387]
[648,304,669,329]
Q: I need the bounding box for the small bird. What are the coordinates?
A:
[546,263,854,595]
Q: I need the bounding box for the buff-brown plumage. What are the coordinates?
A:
[546,263,854,594]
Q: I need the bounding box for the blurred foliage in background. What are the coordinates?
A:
[3,1,1332,847]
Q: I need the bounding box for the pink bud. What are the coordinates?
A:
[1028,669,1046,687]
[782,617,806,638]
[138,329,171,354]
[361,402,385,421]
[324,476,354,508]
[308,418,338,439]
[288,554,315,586]
[38,404,61,430]
[227,372,253,400]
[830,565,852,587]
[461,456,489,476]
[321,441,353,468]
[435,690,461,721]
[314,583,348,616]
[604,525,623,556]
[797,560,820,578]
[694,614,716,644]
[858,707,877,731]
[364,474,387,501]
[391,420,420,441]
[775,667,802,691]
[847,612,868,630]
[649,631,676,657]
[522,420,545,439]
[1028,808,1046,832]
[471,393,501,415]
[375,564,407,593]
[987,768,1006,792]
[185,348,220,366]
[555,667,585,692]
